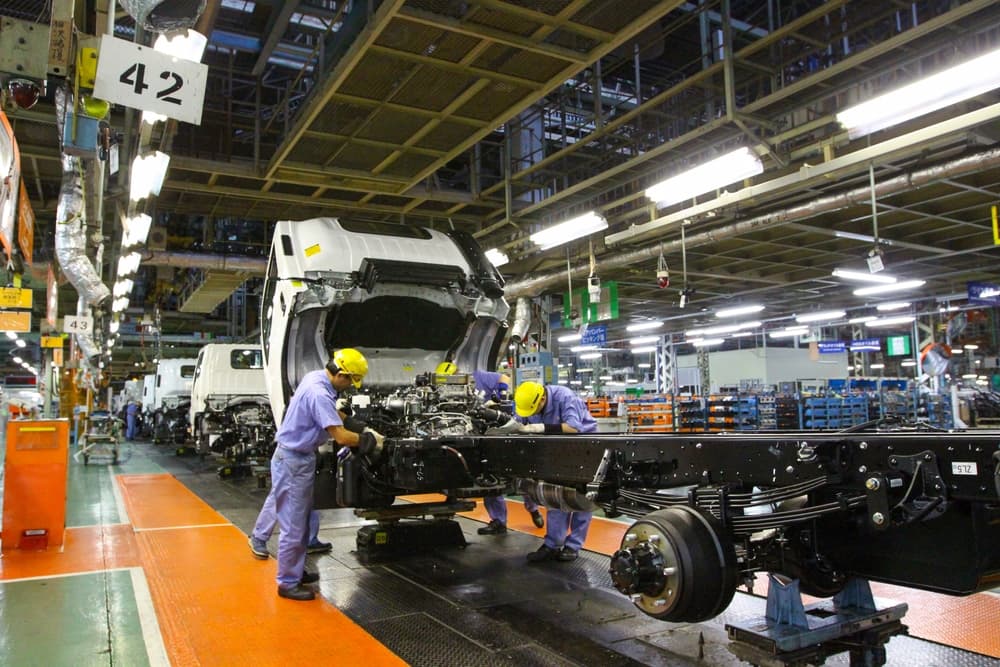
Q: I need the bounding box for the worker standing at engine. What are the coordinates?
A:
[435,361,545,534]
[262,348,385,601]
[513,381,597,562]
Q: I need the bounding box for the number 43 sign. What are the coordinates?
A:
[93,35,208,126]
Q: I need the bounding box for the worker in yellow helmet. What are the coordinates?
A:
[435,360,544,533]
[513,381,597,562]
[251,348,384,601]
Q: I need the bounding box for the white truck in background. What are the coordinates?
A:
[189,344,275,475]
[149,358,197,445]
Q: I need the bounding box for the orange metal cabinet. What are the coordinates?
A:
[2,419,70,551]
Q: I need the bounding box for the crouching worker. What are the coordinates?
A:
[267,348,385,601]
[512,381,597,563]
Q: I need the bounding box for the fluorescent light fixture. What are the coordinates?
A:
[637,363,651,368]
[688,321,759,337]
[571,344,597,353]
[626,321,663,332]
[645,147,763,208]
[870,363,885,370]
[630,335,660,345]
[15,338,25,348]
[5,331,16,340]
[962,373,978,379]
[558,333,582,343]
[484,248,509,267]
[626,378,639,384]
[118,251,142,276]
[599,375,613,380]
[795,310,845,324]
[129,151,170,202]
[113,279,134,298]
[832,268,898,284]
[577,367,594,373]
[529,211,607,251]
[691,338,724,347]
[12,356,21,363]
[901,360,916,367]
[716,304,764,318]
[579,352,602,360]
[837,46,1000,138]
[729,331,754,338]
[848,315,877,324]
[122,214,152,248]
[153,29,209,62]
[769,327,808,339]
[570,380,582,386]
[631,345,657,354]
[964,344,979,350]
[853,279,925,296]
[875,302,911,312]
[865,316,915,327]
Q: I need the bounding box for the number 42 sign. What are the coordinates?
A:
[93,35,208,126]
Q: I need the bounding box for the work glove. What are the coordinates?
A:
[336,397,353,416]
[494,417,523,433]
[357,427,385,462]
[519,423,546,434]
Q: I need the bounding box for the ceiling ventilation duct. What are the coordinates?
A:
[54,88,109,360]
[508,297,532,344]
[118,0,207,31]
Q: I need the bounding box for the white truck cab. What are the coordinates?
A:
[189,344,274,461]
[261,217,509,423]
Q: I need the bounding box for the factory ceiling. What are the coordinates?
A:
[4,0,1000,378]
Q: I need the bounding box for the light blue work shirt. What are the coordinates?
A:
[275,369,343,454]
[523,384,597,433]
[473,370,508,401]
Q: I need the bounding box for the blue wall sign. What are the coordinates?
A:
[581,325,607,345]
[818,340,846,354]
[849,338,880,352]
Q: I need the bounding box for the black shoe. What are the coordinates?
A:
[526,545,559,563]
[556,547,578,562]
[277,585,315,601]
[306,540,332,554]
[477,520,507,535]
[300,571,320,585]
[530,510,544,529]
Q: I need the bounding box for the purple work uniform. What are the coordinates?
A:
[268,369,342,589]
[523,384,597,552]
[475,370,536,523]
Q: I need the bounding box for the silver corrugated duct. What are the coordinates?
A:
[54,88,111,308]
[503,147,1000,298]
[508,296,532,343]
[118,0,206,31]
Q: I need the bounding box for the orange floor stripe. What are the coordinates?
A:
[118,473,230,530]
[0,524,140,580]
[123,474,406,666]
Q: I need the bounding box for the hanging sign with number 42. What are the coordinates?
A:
[93,34,208,126]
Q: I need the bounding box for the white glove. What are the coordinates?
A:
[495,417,522,433]
[520,423,546,434]
[336,397,353,415]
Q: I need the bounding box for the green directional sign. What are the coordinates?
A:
[563,280,619,328]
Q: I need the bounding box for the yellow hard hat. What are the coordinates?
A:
[332,348,369,388]
[435,361,457,375]
[514,381,545,417]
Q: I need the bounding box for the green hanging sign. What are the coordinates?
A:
[563,280,619,328]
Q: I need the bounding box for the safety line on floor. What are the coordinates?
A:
[0,566,135,584]
[111,470,131,525]
[130,566,171,667]
[133,522,232,533]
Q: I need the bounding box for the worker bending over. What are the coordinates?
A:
[512,381,597,562]
[264,348,384,601]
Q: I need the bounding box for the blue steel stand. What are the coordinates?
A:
[726,575,908,666]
